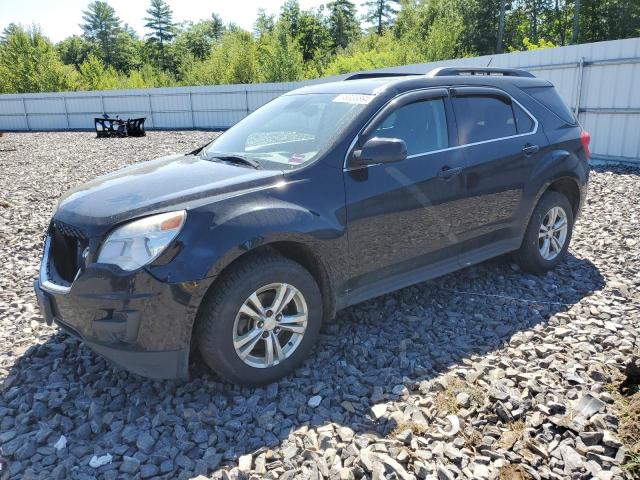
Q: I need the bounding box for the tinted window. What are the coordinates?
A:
[513,102,535,133]
[523,86,576,124]
[371,98,448,156]
[453,95,517,144]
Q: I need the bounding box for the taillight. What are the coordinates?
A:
[580,130,591,160]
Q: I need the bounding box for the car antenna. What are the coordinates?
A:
[486,57,494,67]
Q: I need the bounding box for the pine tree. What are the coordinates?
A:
[327,0,361,50]
[255,9,276,37]
[210,13,225,40]
[362,0,400,35]
[81,1,122,67]
[144,0,176,70]
[280,0,302,37]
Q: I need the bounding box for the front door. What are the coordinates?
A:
[344,89,467,296]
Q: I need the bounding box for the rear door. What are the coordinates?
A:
[449,87,548,260]
[344,89,467,294]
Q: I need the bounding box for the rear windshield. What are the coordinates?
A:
[521,86,576,124]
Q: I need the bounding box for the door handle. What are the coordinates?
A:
[437,166,463,179]
[522,143,540,155]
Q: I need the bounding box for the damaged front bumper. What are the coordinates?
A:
[34,236,210,380]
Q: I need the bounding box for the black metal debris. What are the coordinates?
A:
[95,116,146,138]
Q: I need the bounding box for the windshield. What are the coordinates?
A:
[202,93,374,170]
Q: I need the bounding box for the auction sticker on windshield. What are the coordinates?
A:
[333,94,375,105]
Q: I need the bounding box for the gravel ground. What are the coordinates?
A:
[0,131,639,480]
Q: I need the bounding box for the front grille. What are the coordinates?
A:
[53,220,87,240]
[48,220,89,284]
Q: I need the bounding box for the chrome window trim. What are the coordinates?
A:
[39,236,71,295]
[343,86,539,170]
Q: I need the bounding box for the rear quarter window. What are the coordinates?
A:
[521,86,576,125]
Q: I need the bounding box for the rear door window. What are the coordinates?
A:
[370,98,449,156]
[452,95,517,144]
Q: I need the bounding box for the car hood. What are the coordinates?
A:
[55,154,283,231]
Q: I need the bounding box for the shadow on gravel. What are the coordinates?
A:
[0,252,604,479]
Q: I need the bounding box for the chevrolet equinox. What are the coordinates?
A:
[35,67,591,385]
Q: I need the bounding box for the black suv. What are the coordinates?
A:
[35,67,590,385]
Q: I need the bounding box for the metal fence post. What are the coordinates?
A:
[574,57,585,119]
[21,97,30,132]
[245,89,250,118]
[147,94,154,129]
[189,92,196,129]
[62,96,70,130]
[100,94,106,115]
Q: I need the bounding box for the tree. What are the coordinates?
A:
[81,1,121,67]
[363,0,400,35]
[144,0,176,69]
[297,8,332,63]
[183,30,258,85]
[0,23,21,43]
[210,14,226,40]
[78,54,118,90]
[576,0,640,43]
[497,0,507,52]
[258,23,304,82]
[254,9,276,37]
[177,17,225,60]
[280,0,302,37]
[111,29,143,73]
[327,0,361,50]
[0,26,78,93]
[57,35,96,68]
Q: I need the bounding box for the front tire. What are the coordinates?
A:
[515,190,574,274]
[196,254,322,386]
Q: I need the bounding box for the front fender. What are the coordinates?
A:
[148,172,348,287]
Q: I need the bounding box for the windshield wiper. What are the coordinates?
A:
[207,153,262,169]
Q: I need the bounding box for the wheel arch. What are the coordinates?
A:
[545,177,581,218]
[189,240,336,353]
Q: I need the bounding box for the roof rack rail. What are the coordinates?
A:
[344,72,421,81]
[426,66,535,78]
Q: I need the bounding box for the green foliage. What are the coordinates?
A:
[255,9,276,37]
[323,33,401,74]
[57,35,96,68]
[181,30,258,85]
[258,24,304,82]
[0,26,78,93]
[280,0,302,37]
[2,0,639,94]
[81,1,121,67]
[297,9,332,63]
[521,36,557,50]
[327,0,361,50]
[78,54,117,90]
[144,0,176,70]
[363,0,401,35]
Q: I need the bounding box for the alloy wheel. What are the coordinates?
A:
[538,206,568,261]
[232,283,308,368]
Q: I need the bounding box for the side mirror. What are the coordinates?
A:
[350,137,407,168]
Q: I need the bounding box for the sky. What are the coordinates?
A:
[0,0,367,43]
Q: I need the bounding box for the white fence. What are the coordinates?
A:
[1,37,639,164]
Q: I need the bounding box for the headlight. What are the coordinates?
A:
[97,211,186,271]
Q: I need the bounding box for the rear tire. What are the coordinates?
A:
[196,254,322,386]
[515,191,574,274]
